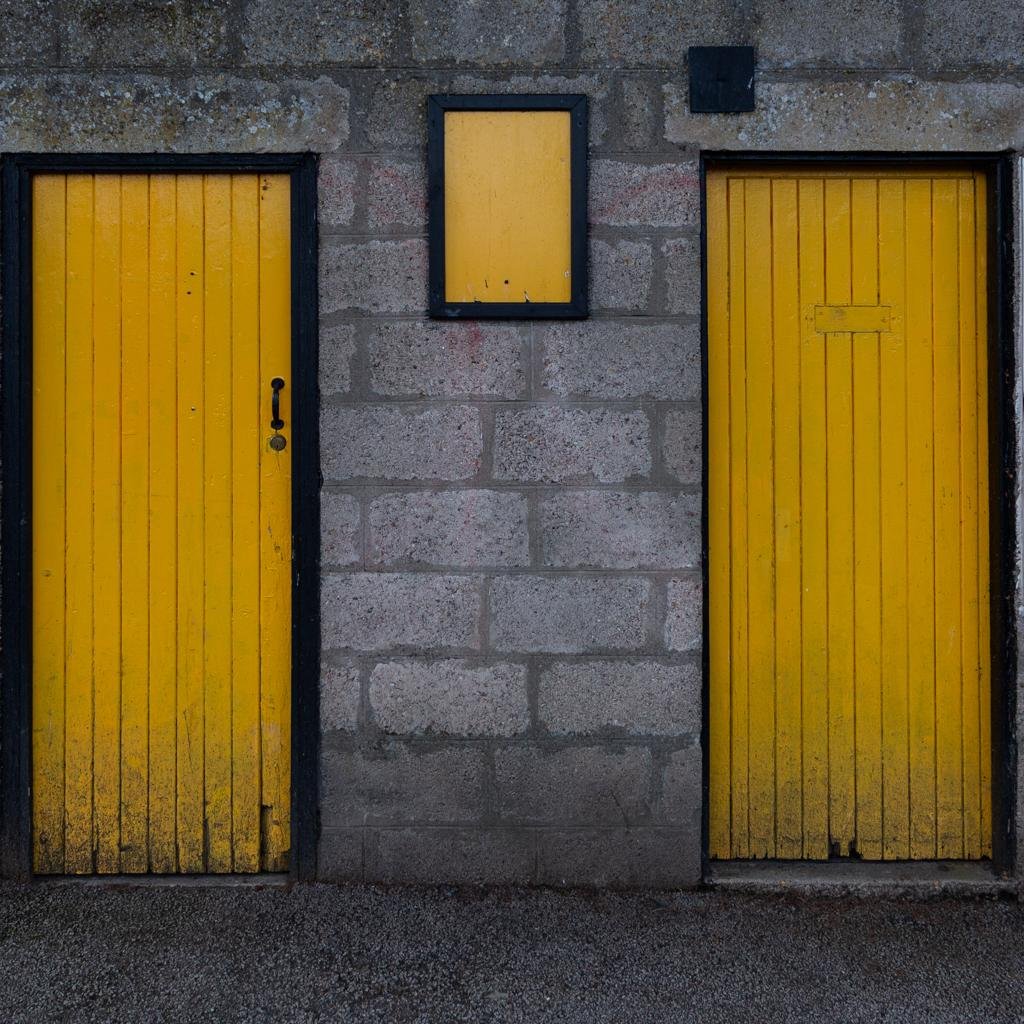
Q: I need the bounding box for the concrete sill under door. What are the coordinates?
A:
[707,860,1016,898]
[28,873,290,890]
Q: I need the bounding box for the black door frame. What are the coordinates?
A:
[699,151,1017,875]
[0,152,321,882]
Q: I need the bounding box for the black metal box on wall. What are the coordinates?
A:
[688,46,756,113]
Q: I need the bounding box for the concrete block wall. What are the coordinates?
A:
[317,130,704,884]
[2,0,1024,888]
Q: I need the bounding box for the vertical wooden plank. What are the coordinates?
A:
[932,178,965,858]
[176,174,206,873]
[771,178,803,858]
[119,175,151,873]
[824,177,856,855]
[706,172,731,859]
[231,175,263,871]
[878,178,911,859]
[797,178,829,859]
[148,175,179,872]
[32,175,68,874]
[258,173,292,870]
[92,174,123,874]
[851,177,883,860]
[743,177,776,858]
[957,176,982,860]
[726,177,750,858]
[975,176,993,857]
[63,175,96,874]
[202,175,235,872]
[905,177,938,858]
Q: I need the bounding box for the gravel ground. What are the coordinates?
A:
[0,881,1022,1023]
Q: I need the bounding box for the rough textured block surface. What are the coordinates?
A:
[365,76,434,149]
[659,745,702,826]
[317,828,364,881]
[0,74,351,152]
[368,321,525,398]
[60,0,232,66]
[540,491,700,569]
[662,236,701,316]
[539,661,700,736]
[663,78,1024,152]
[408,0,566,64]
[540,322,699,400]
[918,0,1024,69]
[321,404,482,481]
[321,491,361,567]
[537,827,701,887]
[578,0,742,64]
[369,660,528,736]
[321,744,485,825]
[320,661,362,733]
[321,239,427,315]
[318,157,357,230]
[0,1,59,65]
[757,0,902,67]
[663,407,701,483]
[621,76,657,149]
[590,239,654,313]
[319,322,357,396]
[241,0,397,66]
[493,407,651,483]
[368,490,529,568]
[490,576,650,653]
[322,573,481,652]
[370,828,536,884]
[495,746,653,824]
[367,158,427,230]
[665,577,702,652]
[591,160,700,227]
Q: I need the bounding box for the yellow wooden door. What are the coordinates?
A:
[31,172,292,874]
[707,166,992,861]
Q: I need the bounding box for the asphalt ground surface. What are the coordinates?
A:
[1,881,1022,1023]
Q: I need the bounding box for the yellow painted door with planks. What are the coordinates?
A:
[31,173,292,874]
[707,166,992,861]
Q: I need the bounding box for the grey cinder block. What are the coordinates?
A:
[321,573,482,652]
[493,407,651,483]
[369,490,529,568]
[490,576,650,654]
[369,659,529,736]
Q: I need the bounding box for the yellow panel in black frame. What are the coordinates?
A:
[445,110,570,303]
[428,94,588,320]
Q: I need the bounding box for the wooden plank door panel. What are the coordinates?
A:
[707,166,993,861]
[31,172,292,874]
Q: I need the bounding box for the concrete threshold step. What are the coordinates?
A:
[33,873,290,889]
[707,860,1017,898]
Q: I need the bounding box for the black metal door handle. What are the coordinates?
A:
[271,377,285,431]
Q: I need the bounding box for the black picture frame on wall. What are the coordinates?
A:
[427,93,589,320]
